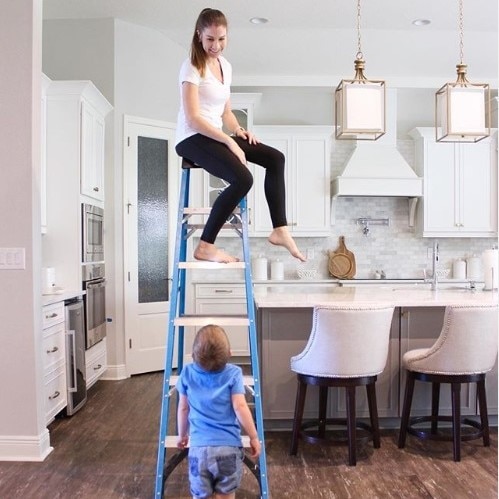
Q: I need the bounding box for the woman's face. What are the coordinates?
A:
[199,24,227,59]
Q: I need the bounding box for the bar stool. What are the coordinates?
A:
[398,304,498,462]
[289,304,395,466]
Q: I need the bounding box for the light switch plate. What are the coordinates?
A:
[0,248,26,269]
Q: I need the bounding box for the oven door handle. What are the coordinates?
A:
[86,279,106,290]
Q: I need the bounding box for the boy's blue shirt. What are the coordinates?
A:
[176,362,245,447]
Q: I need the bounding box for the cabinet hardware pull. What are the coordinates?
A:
[46,346,59,354]
[94,364,102,371]
[215,289,233,293]
[45,312,58,319]
[93,186,99,192]
[49,391,60,400]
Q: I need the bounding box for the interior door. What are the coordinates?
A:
[124,117,178,375]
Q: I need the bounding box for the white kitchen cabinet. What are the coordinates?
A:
[410,128,498,237]
[85,337,107,389]
[80,100,106,201]
[44,80,112,291]
[194,283,250,358]
[42,301,67,424]
[250,126,333,236]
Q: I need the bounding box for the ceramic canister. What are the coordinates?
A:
[452,259,466,280]
[252,256,268,281]
[270,259,284,281]
[466,255,482,281]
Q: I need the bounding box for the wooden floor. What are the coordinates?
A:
[0,372,496,499]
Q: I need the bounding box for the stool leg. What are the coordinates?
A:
[451,382,461,462]
[345,385,356,466]
[290,378,307,455]
[398,371,415,449]
[318,386,328,438]
[431,382,440,434]
[477,379,490,447]
[366,382,380,448]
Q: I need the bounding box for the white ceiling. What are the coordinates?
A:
[43,0,498,87]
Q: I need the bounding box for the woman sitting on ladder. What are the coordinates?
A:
[175,8,306,264]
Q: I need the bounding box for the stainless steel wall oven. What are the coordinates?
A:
[82,203,104,263]
[82,263,106,349]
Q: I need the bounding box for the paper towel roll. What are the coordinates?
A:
[452,260,466,280]
[270,259,284,281]
[252,257,268,280]
[466,256,482,281]
[42,267,56,291]
[482,249,498,290]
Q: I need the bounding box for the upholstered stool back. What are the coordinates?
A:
[403,305,498,375]
[291,304,395,378]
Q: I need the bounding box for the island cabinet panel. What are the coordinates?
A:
[259,308,317,421]
[399,307,477,416]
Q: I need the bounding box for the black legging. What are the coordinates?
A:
[176,134,287,244]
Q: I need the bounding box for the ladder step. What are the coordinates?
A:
[174,315,250,327]
[179,261,246,270]
[164,435,253,449]
[184,207,241,215]
[169,375,255,388]
[186,223,242,231]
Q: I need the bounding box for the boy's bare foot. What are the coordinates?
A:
[194,241,239,263]
[268,227,306,262]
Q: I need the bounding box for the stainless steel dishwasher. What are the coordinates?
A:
[64,298,87,415]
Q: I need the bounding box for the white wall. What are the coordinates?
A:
[42,18,115,104]
[0,0,51,461]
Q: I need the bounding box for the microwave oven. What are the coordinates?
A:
[82,203,104,263]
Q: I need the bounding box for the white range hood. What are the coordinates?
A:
[331,89,423,198]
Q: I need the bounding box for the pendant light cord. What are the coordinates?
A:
[356,0,363,60]
[458,0,464,64]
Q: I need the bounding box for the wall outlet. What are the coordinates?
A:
[0,248,25,270]
[306,248,315,260]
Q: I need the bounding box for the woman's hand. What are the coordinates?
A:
[234,127,259,145]
[227,137,247,166]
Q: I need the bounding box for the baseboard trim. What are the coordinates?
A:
[101,363,128,381]
[0,428,53,461]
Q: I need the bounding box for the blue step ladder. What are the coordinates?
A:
[154,159,269,498]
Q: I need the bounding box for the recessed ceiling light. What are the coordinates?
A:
[412,19,431,26]
[250,17,269,25]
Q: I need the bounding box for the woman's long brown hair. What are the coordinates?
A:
[190,8,227,77]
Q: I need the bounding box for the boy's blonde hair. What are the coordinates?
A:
[192,324,231,372]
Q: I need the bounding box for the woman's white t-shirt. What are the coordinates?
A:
[175,56,232,146]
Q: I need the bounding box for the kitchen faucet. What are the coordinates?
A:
[428,241,439,290]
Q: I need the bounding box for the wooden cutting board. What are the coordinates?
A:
[328,236,356,279]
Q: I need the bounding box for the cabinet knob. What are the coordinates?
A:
[49,391,60,400]
[93,186,99,192]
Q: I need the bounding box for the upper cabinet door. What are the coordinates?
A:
[80,100,105,202]
[411,128,498,238]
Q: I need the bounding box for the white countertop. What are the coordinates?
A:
[42,289,85,307]
[254,284,498,308]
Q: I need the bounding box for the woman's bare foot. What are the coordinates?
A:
[268,227,306,262]
[194,241,239,263]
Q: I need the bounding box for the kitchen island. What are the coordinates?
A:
[254,284,498,429]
